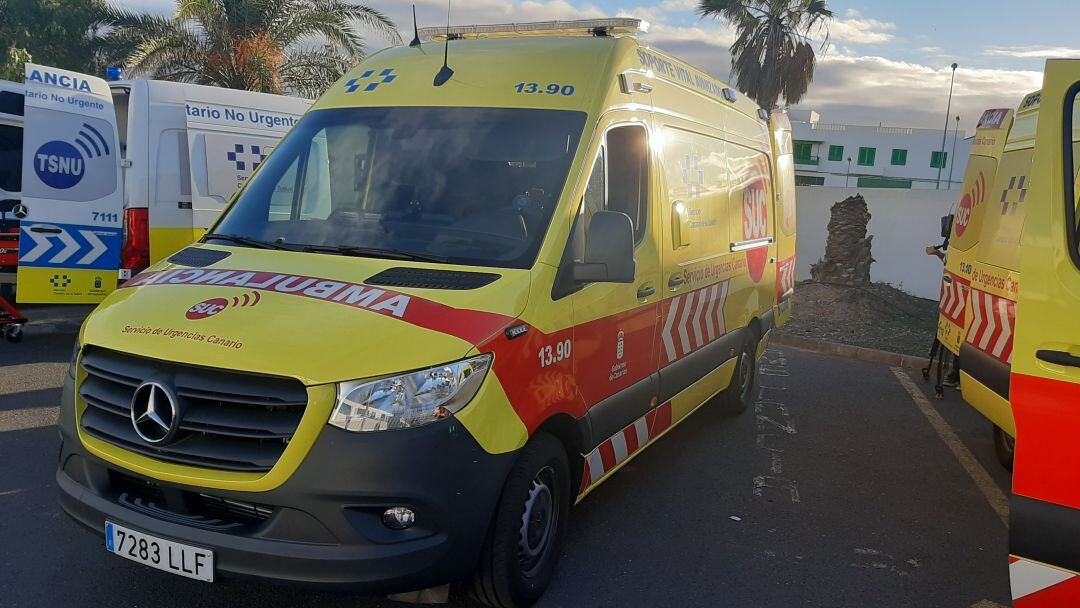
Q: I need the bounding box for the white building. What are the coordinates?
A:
[789,110,972,190]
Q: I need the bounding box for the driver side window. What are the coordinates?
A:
[570,125,649,261]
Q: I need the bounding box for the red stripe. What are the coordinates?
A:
[623,425,640,455]
[579,460,591,495]
[598,440,617,471]
[1014,573,1080,607]
[651,402,673,436]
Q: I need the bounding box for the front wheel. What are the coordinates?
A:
[993,425,1015,471]
[471,433,570,608]
[716,334,759,415]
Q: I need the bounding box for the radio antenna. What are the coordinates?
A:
[409,4,421,47]
[433,0,454,86]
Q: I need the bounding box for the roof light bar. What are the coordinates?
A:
[419,18,649,41]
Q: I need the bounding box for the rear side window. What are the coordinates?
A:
[0,124,23,193]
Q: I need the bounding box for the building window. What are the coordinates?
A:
[857,147,876,166]
[891,149,908,166]
[793,141,818,165]
[931,151,948,168]
[795,175,825,186]
[828,145,844,161]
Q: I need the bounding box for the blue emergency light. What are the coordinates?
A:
[106,66,124,81]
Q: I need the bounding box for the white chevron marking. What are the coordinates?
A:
[661,295,681,362]
[691,288,707,348]
[715,281,729,335]
[677,291,695,355]
[968,291,983,342]
[704,284,718,341]
[991,299,1012,358]
[77,230,107,265]
[50,228,80,264]
[19,226,55,263]
[978,293,996,350]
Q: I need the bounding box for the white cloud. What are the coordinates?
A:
[984,45,1080,59]
[793,51,1042,130]
[825,9,895,45]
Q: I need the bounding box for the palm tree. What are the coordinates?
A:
[698,0,833,109]
[97,0,400,98]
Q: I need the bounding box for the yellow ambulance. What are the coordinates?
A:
[1003,58,1080,607]
[56,19,795,606]
[935,92,1043,469]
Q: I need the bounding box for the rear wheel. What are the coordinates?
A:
[716,334,759,415]
[471,433,570,608]
[993,425,1015,471]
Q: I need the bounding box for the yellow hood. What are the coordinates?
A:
[82,246,529,385]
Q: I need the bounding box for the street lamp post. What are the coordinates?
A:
[936,62,959,189]
[846,157,852,187]
[947,115,961,188]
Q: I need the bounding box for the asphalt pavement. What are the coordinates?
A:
[0,307,1014,607]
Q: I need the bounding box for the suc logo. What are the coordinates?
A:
[186,298,229,320]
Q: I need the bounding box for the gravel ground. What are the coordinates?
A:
[777,281,938,357]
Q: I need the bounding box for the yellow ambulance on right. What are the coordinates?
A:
[937,59,1080,604]
[936,80,1080,473]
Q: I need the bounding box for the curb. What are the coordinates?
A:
[771,333,930,371]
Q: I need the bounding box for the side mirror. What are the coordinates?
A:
[941,214,954,239]
[572,210,636,284]
[671,200,692,248]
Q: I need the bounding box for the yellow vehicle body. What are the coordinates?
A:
[57,22,794,599]
[935,94,1039,438]
[1005,59,1080,605]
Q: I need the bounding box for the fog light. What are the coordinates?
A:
[382,507,415,530]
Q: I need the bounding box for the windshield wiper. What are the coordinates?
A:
[202,233,293,251]
[300,244,449,264]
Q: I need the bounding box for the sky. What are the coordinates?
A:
[113,0,1080,133]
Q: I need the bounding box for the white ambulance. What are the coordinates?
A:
[1,64,311,303]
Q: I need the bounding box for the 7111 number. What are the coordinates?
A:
[515,82,575,96]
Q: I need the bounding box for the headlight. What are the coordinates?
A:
[329,354,492,432]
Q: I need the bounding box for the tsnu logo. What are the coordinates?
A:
[34,123,112,190]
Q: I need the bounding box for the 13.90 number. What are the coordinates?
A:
[515,82,575,96]
[538,340,572,368]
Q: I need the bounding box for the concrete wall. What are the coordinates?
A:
[794,186,956,300]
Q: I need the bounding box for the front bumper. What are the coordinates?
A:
[56,374,517,592]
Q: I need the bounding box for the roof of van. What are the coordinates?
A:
[314,34,766,128]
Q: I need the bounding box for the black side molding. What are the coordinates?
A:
[1011,494,1080,575]
[960,342,1011,400]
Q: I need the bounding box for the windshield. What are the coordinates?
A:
[212,106,587,269]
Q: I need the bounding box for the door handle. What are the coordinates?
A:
[668,275,685,290]
[637,284,656,299]
[1036,350,1080,368]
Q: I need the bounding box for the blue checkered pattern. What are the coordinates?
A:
[226,144,268,172]
[344,68,398,93]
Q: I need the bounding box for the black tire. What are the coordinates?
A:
[471,433,571,608]
[716,334,759,415]
[994,425,1015,471]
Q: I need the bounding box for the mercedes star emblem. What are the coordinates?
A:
[130,381,180,445]
[12,203,29,219]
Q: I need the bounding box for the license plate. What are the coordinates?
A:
[105,521,214,582]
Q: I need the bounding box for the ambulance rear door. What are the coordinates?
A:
[770,110,796,327]
[1008,58,1080,604]
[17,64,123,303]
